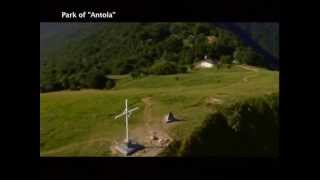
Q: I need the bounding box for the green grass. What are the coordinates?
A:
[40,65,279,156]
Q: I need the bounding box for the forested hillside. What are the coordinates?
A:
[40,23,274,92]
[40,23,104,59]
[216,23,279,68]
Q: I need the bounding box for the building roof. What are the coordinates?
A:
[201,59,214,64]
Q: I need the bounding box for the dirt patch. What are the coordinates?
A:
[206,96,223,105]
[243,76,249,82]
[119,97,173,156]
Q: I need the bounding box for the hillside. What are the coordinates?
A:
[40,65,279,156]
[40,23,104,59]
[41,23,275,92]
[235,23,279,59]
[216,23,279,69]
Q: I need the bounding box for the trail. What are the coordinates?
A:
[124,97,172,157]
[243,76,249,82]
[237,65,259,72]
[236,65,259,83]
[142,97,153,129]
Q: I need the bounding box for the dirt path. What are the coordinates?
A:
[243,76,249,82]
[142,97,153,129]
[118,97,172,157]
[236,65,259,83]
[237,65,259,72]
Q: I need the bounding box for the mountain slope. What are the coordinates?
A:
[40,23,105,59]
[216,23,279,69]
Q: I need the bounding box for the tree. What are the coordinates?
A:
[193,23,211,35]
[234,47,265,67]
[105,79,116,89]
[114,59,135,75]
[86,70,108,89]
[130,70,140,79]
[180,48,194,65]
[207,43,219,59]
[162,34,183,53]
[41,82,63,92]
[67,74,81,90]
[193,34,208,59]
[177,65,188,73]
[220,55,233,64]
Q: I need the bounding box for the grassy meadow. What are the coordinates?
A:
[40,65,279,156]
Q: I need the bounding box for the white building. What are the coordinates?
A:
[200,60,214,68]
[195,59,215,68]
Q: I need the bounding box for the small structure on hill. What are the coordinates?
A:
[232,59,240,64]
[164,112,177,123]
[194,55,219,69]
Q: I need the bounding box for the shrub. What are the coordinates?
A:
[177,66,188,73]
[70,86,80,91]
[220,55,233,64]
[118,64,134,75]
[234,47,265,67]
[159,140,182,156]
[130,70,145,79]
[86,70,107,89]
[41,83,63,93]
[149,61,178,75]
[105,79,116,89]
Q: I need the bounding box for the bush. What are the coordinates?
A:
[118,64,134,75]
[130,69,145,79]
[67,74,81,90]
[130,71,140,79]
[41,83,63,93]
[234,47,265,67]
[86,70,107,89]
[149,61,178,75]
[220,55,233,64]
[159,140,182,156]
[177,66,188,73]
[105,79,116,89]
[70,86,80,91]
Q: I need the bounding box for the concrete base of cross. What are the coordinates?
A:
[115,139,144,156]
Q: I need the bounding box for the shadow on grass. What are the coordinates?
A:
[166,118,186,124]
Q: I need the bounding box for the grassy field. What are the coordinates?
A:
[40,65,279,156]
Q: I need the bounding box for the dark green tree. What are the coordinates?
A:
[220,55,233,64]
[234,47,265,67]
[86,70,108,89]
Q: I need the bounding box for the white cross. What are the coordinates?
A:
[114,99,139,144]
